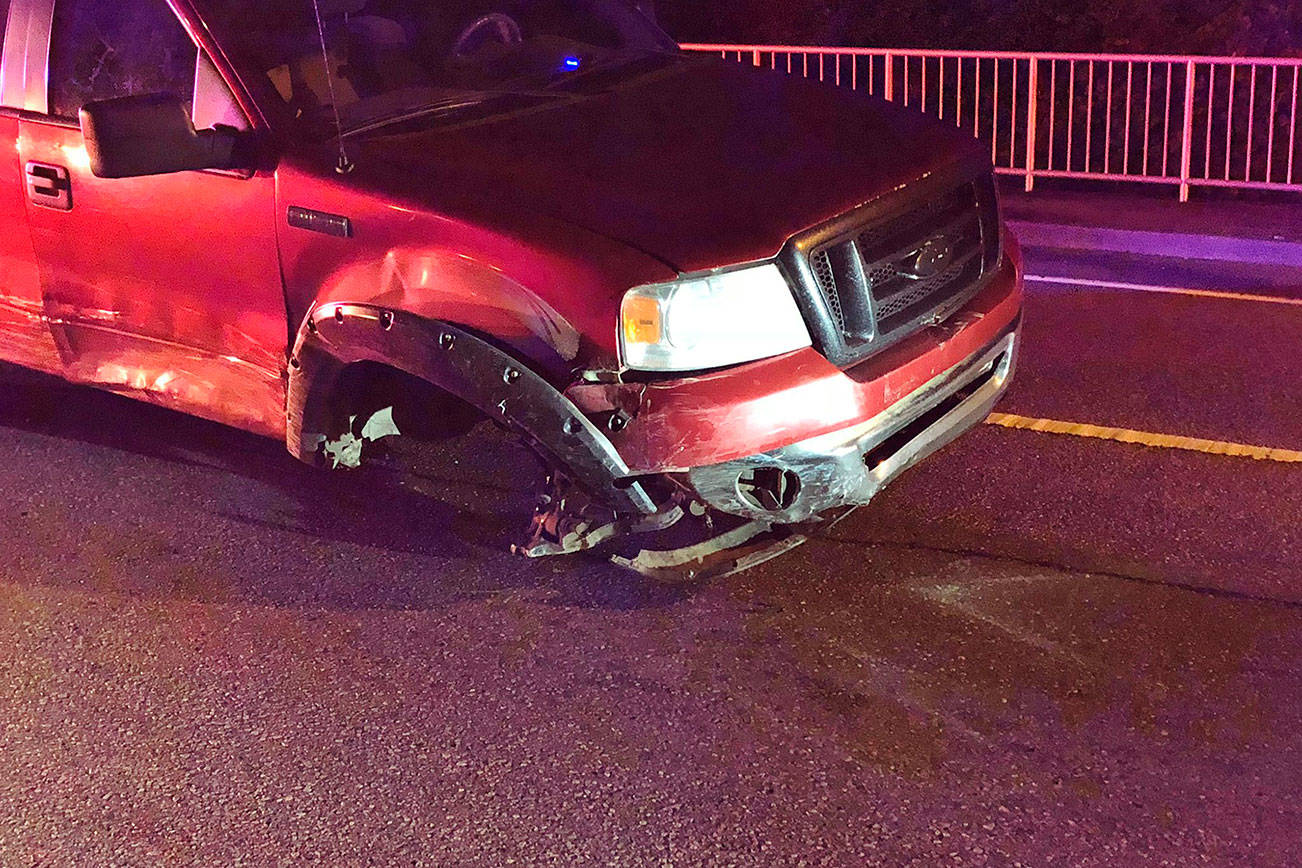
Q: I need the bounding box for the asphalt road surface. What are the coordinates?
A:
[0,245,1299,865]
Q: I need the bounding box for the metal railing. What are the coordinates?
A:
[682,44,1302,201]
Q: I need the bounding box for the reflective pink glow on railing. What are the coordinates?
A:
[682,44,1302,201]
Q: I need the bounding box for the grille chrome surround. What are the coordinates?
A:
[782,172,1002,369]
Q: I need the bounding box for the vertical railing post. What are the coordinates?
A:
[1024,57,1039,191]
[675,44,1300,199]
[1178,59,1197,202]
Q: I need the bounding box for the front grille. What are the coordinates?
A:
[810,249,844,329]
[797,174,1001,367]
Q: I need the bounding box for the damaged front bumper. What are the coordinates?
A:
[684,327,1018,524]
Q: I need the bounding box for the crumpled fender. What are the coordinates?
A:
[287,302,657,515]
[308,248,585,374]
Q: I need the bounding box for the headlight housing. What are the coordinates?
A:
[619,263,812,372]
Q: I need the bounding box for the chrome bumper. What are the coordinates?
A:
[685,329,1019,523]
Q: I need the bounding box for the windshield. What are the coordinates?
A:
[202,0,677,135]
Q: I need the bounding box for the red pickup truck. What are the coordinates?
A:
[0,0,1021,575]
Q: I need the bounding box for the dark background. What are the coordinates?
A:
[655,1,1302,56]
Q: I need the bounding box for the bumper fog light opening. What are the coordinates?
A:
[736,466,802,513]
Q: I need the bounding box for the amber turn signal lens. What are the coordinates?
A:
[622,295,663,345]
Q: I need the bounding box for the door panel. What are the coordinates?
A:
[19,0,288,437]
[0,0,59,371]
[20,120,288,435]
[0,115,60,373]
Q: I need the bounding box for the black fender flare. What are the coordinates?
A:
[286,302,657,515]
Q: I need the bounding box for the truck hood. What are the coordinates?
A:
[351,56,990,275]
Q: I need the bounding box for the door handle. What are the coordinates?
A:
[25,162,72,211]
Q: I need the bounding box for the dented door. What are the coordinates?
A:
[0,113,60,375]
[0,0,61,374]
[17,0,288,436]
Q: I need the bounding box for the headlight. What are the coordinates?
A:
[619,263,812,372]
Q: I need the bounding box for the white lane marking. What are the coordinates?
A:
[1025,274,1302,307]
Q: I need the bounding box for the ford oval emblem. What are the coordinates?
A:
[899,236,954,280]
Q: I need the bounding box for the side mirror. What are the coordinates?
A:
[80,93,249,179]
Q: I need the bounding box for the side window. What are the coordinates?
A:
[47,0,197,120]
[193,51,250,132]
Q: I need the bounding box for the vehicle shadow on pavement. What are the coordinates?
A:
[0,364,691,613]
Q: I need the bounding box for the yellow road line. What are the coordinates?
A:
[985,413,1302,464]
[1025,274,1302,307]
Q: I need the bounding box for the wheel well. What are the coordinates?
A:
[326,361,484,441]
[289,310,656,514]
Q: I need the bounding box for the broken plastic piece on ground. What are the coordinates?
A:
[323,425,364,469]
[322,406,402,469]
[512,471,683,558]
[360,405,401,441]
[611,506,861,582]
[512,467,862,581]
[611,520,801,582]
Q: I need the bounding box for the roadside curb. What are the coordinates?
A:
[1007,220,1302,268]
